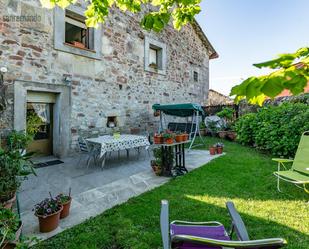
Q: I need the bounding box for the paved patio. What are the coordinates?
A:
[19,149,223,240]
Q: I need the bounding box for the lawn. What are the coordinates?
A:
[34,138,309,249]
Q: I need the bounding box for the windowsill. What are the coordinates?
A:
[64,43,95,53]
[145,67,166,75]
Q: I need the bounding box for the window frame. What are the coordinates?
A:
[193,71,199,82]
[144,37,167,75]
[54,5,102,60]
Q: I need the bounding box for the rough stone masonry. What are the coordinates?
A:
[0,0,217,156]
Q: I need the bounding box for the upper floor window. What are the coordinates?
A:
[144,37,166,75]
[193,71,199,82]
[65,10,92,50]
[54,6,101,59]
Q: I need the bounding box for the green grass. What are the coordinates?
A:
[34,138,309,249]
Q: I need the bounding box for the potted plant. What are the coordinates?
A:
[215,142,224,154]
[0,208,23,249]
[205,120,219,137]
[151,148,162,176]
[56,189,72,219]
[0,131,36,209]
[226,129,237,141]
[6,130,33,153]
[182,132,189,141]
[72,41,85,49]
[199,121,207,136]
[153,133,163,144]
[153,110,160,117]
[175,131,184,143]
[33,197,63,233]
[149,63,158,70]
[209,145,217,155]
[217,107,237,140]
[163,133,174,144]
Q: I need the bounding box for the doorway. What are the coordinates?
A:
[26,92,56,156]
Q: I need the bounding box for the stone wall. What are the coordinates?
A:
[206,89,233,106]
[0,0,214,154]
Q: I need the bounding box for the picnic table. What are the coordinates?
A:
[86,134,150,168]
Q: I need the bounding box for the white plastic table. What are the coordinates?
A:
[86,134,150,168]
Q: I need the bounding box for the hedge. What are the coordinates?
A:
[235,103,309,157]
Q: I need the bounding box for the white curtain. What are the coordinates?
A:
[32,103,50,124]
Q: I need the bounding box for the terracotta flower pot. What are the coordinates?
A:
[154,136,163,144]
[218,131,227,139]
[209,147,216,155]
[216,147,223,154]
[164,138,174,144]
[1,193,16,210]
[35,205,63,233]
[175,135,183,143]
[2,221,22,249]
[151,165,162,176]
[183,134,189,141]
[73,41,85,48]
[227,131,237,141]
[60,198,72,219]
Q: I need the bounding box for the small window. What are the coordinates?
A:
[65,10,92,50]
[149,48,158,67]
[149,46,163,70]
[144,37,166,74]
[193,71,198,82]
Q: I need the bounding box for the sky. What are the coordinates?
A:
[196,0,309,96]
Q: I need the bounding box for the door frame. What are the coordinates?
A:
[14,80,71,158]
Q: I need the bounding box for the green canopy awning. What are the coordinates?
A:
[152,103,205,117]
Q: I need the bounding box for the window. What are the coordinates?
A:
[144,37,166,75]
[149,48,158,67]
[65,10,92,50]
[54,5,101,59]
[193,71,199,82]
[148,46,163,70]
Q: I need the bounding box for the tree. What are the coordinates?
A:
[40,0,201,32]
[230,47,309,105]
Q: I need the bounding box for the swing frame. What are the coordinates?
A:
[153,103,206,151]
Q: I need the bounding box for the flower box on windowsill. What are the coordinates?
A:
[149,63,158,70]
[64,42,95,53]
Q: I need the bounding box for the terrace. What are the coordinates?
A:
[19,148,223,240]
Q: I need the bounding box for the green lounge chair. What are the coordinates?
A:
[273,131,309,193]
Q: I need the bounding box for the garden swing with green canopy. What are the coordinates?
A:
[152,103,206,150]
[273,131,309,193]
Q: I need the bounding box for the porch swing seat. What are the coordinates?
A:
[152,103,206,150]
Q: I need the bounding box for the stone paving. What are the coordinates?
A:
[19,149,223,240]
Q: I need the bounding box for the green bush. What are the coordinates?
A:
[235,103,309,157]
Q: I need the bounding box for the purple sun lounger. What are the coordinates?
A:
[160,200,287,249]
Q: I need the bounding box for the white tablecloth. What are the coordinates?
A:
[86,135,150,157]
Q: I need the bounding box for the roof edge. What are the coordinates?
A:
[191,19,219,60]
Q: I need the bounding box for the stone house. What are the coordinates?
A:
[206,89,233,106]
[0,0,218,157]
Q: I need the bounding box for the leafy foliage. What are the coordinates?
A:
[0,131,36,202]
[216,107,235,131]
[7,130,32,151]
[34,198,61,217]
[231,47,309,105]
[40,0,201,32]
[0,208,20,246]
[235,103,309,157]
[26,112,44,138]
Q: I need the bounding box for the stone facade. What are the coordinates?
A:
[206,89,233,106]
[0,0,217,156]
